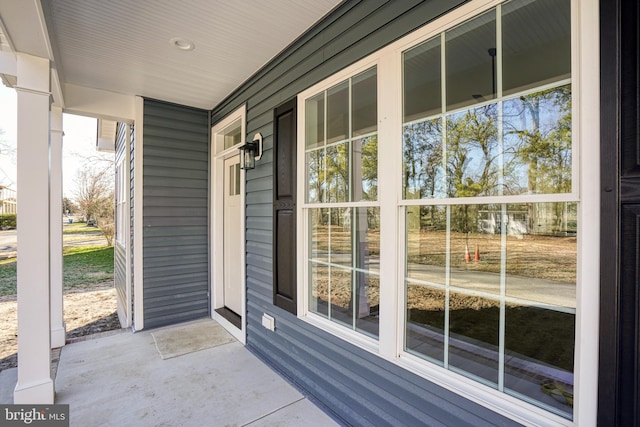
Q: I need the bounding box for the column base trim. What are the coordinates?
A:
[14,378,54,404]
[51,325,66,349]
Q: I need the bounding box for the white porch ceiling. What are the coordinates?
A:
[40,0,341,111]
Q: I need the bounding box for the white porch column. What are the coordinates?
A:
[50,107,66,348]
[14,53,54,404]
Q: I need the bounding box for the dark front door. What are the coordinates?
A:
[273,98,297,314]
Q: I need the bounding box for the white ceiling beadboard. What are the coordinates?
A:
[42,0,341,110]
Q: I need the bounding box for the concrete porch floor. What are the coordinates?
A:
[0,319,340,427]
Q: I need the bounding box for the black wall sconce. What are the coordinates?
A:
[238,133,263,170]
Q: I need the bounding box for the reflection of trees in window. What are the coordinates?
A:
[402,86,571,202]
[307,135,378,204]
[504,85,572,196]
[446,104,499,198]
[403,120,443,199]
[325,143,349,203]
[358,136,378,201]
[306,150,324,203]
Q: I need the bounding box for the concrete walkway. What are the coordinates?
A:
[0,319,339,427]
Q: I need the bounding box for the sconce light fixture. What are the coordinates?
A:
[238,133,263,170]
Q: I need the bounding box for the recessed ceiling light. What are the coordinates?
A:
[170,37,195,51]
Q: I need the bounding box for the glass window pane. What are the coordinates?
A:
[446,9,497,111]
[505,202,576,306]
[228,164,234,196]
[352,68,377,137]
[355,272,380,338]
[326,142,349,202]
[406,206,447,282]
[353,135,378,202]
[503,85,572,195]
[223,120,242,150]
[355,207,380,274]
[504,201,576,418]
[330,267,353,327]
[306,149,324,203]
[327,81,349,144]
[505,305,574,416]
[448,291,500,386]
[235,163,241,195]
[403,118,444,199]
[355,207,380,337]
[502,0,571,96]
[306,93,325,149]
[309,208,329,264]
[405,205,447,364]
[446,104,499,197]
[329,208,352,267]
[406,284,446,364]
[309,262,329,317]
[449,204,501,296]
[404,36,441,122]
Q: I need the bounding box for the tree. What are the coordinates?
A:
[403,119,443,200]
[94,190,115,246]
[503,85,572,234]
[63,197,78,215]
[73,164,115,245]
[0,128,16,188]
[445,105,499,238]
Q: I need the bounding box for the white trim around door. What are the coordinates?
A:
[211,105,247,344]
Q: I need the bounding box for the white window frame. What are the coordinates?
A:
[296,0,599,425]
[298,56,383,353]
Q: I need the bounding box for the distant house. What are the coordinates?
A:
[0,0,637,425]
[0,186,16,215]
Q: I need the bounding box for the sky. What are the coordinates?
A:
[0,83,112,198]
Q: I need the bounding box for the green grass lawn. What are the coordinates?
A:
[63,222,102,234]
[0,245,114,296]
[0,258,17,296]
[63,246,114,290]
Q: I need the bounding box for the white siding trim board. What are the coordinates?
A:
[133,96,144,331]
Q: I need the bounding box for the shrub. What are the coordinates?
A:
[0,214,16,229]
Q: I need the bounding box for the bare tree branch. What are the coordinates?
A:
[73,164,115,245]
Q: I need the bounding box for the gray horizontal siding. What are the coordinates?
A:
[210,0,519,425]
[143,99,209,329]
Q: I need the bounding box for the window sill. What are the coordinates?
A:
[397,352,574,427]
[302,312,379,355]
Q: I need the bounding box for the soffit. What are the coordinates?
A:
[42,0,341,110]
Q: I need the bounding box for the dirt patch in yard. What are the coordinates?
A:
[0,282,122,372]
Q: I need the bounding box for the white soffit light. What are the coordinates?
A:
[170,37,195,51]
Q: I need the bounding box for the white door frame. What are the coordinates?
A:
[211,106,247,344]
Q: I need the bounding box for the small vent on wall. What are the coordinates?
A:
[262,313,275,331]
